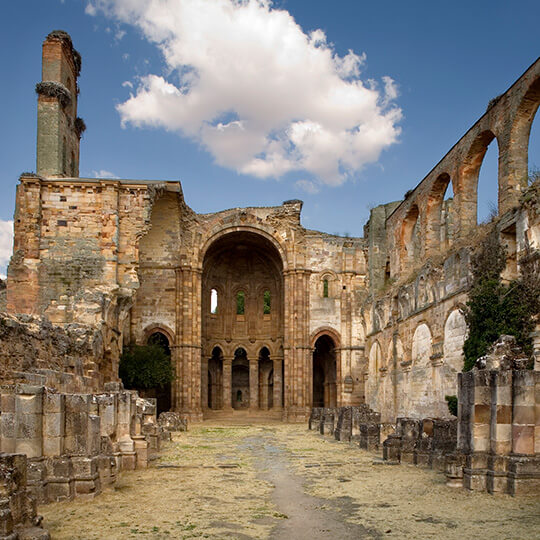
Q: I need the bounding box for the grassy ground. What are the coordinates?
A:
[40,424,540,539]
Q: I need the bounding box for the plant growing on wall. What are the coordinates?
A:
[119,344,174,390]
[463,233,540,371]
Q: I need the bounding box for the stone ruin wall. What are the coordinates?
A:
[309,336,540,496]
[3,32,539,425]
[362,57,540,423]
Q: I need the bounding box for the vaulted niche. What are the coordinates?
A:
[202,231,284,411]
[312,335,337,408]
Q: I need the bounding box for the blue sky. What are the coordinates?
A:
[0,0,539,278]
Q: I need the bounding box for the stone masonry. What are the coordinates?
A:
[4,32,540,427]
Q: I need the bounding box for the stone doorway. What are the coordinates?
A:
[258,347,274,410]
[146,331,172,416]
[312,335,337,407]
[232,348,249,409]
[208,347,223,409]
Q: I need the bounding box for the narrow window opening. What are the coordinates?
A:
[263,290,271,314]
[323,279,329,298]
[236,291,245,315]
[210,288,218,314]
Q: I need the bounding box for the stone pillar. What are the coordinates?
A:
[273,357,283,410]
[249,359,259,410]
[1,390,16,453]
[64,394,91,455]
[116,391,136,470]
[222,357,233,410]
[176,266,203,420]
[512,370,535,455]
[15,385,44,459]
[43,391,65,457]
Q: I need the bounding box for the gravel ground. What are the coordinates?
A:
[40,423,540,539]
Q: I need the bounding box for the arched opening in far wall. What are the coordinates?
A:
[208,346,223,410]
[201,230,284,414]
[232,348,249,410]
[146,331,172,416]
[312,334,337,407]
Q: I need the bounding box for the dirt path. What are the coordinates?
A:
[41,424,540,539]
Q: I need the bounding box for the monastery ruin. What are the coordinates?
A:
[0,30,539,538]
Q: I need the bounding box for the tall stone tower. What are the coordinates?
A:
[36,30,84,177]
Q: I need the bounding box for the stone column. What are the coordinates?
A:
[512,370,535,455]
[15,386,44,459]
[273,357,283,410]
[43,391,65,457]
[222,357,233,410]
[1,390,16,453]
[249,359,259,410]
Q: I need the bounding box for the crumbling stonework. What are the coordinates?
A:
[0,312,104,393]
[4,32,540,427]
[0,453,49,539]
[0,383,160,514]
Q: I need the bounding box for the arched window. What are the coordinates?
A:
[236,291,245,315]
[263,290,271,314]
[210,288,218,314]
[323,279,329,298]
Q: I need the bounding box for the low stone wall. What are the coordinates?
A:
[382,417,457,470]
[0,453,49,539]
[0,312,106,394]
[0,383,162,508]
[309,406,382,450]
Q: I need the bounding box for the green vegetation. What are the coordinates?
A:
[463,233,540,371]
[445,395,458,417]
[236,290,245,314]
[263,289,271,314]
[119,344,174,390]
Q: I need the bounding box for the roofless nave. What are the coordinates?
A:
[6,31,540,423]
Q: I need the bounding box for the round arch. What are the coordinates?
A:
[143,324,175,346]
[310,326,342,349]
[199,225,288,270]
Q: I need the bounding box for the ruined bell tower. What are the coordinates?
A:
[36,30,84,177]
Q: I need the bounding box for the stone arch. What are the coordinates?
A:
[199,225,288,270]
[319,269,338,298]
[143,327,173,416]
[143,324,175,347]
[443,308,468,372]
[310,326,341,349]
[457,129,500,232]
[426,173,455,253]
[312,333,338,407]
[368,341,383,378]
[258,346,274,410]
[400,203,421,274]
[508,75,540,199]
[411,322,432,366]
[202,229,284,413]
[207,346,224,410]
[366,340,383,412]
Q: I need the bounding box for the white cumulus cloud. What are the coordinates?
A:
[87,0,402,186]
[92,169,120,179]
[0,220,14,280]
[295,179,320,194]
